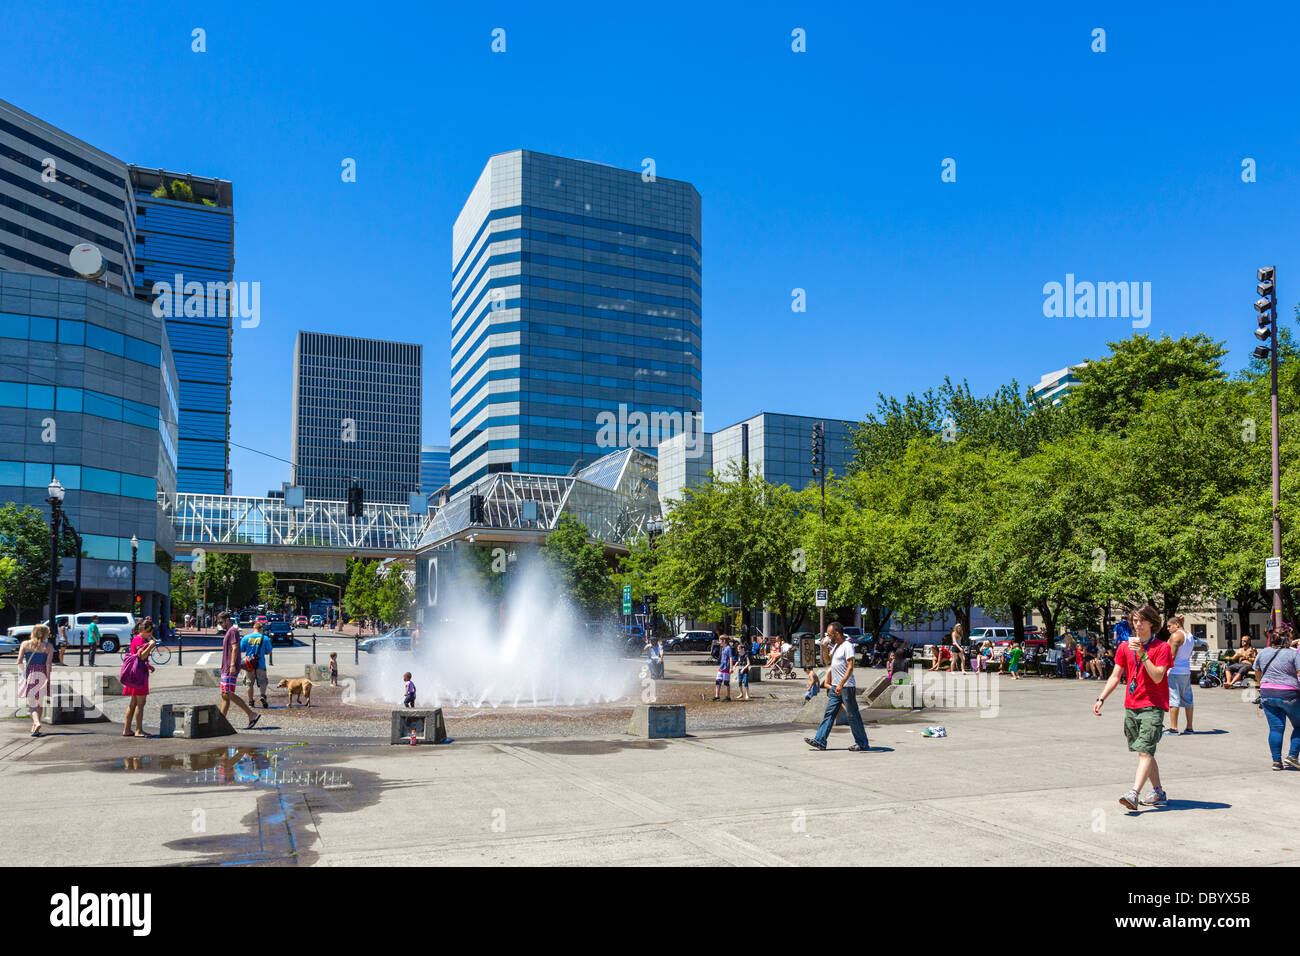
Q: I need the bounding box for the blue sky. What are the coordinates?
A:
[4,1,1299,496]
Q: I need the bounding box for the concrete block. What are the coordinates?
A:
[96,673,124,696]
[627,703,686,738]
[40,678,109,723]
[793,694,849,726]
[159,704,236,738]
[746,664,762,683]
[192,668,223,687]
[863,674,895,708]
[391,709,447,745]
[304,664,331,682]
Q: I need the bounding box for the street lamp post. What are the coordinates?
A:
[45,478,65,630]
[811,422,827,645]
[130,534,139,619]
[1252,267,1282,630]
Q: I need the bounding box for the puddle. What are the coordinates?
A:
[109,743,353,790]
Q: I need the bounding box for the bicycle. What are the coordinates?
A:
[120,641,171,666]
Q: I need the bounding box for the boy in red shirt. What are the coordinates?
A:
[1093,605,1172,810]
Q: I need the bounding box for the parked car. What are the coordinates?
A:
[309,615,324,627]
[358,627,416,653]
[294,615,309,628]
[10,612,136,654]
[254,615,268,628]
[664,629,714,652]
[968,626,1051,649]
[0,633,20,655]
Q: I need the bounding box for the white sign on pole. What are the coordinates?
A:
[1266,557,1281,591]
[815,588,829,607]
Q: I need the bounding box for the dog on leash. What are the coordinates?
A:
[277,677,313,707]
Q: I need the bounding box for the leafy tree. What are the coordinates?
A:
[170,564,199,618]
[376,566,413,626]
[542,513,614,616]
[0,504,52,620]
[0,555,17,611]
[1068,333,1227,434]
[344,559,380,632]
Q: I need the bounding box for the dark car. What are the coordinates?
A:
[263,615,294,645]
[665,629,714,653]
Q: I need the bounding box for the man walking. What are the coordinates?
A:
[217,612,260,729]
[1094,605,1171,810]
[86,614,100,667]
[240,620,271,709]
[805,622,872,752]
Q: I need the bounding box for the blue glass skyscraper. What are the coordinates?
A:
[450,151,702,494]
[129,167,234,495]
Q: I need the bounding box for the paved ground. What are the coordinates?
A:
[1,662,1297,866]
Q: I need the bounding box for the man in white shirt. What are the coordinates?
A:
[805,622,872,752]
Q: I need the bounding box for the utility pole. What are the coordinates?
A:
[811,422,827,644]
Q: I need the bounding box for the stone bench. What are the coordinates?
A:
[160,703,235,738]
[391,708,447,744]
[192,668,224,688]
[627,703,685,738]
[304,664,331,682]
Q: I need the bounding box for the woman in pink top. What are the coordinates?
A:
[121,620,156,737]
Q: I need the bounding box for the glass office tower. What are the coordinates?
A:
[129,167,235,494]
[291,331,422,504]
[420,445,450,496]
[450,151,702,495]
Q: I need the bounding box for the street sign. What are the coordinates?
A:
[815,588,829,607]
[1266,556,1282,591]
[622,585,632,615]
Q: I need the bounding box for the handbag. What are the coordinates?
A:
[119,652,147,687]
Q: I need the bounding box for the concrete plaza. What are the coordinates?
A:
[1,662,1296,867]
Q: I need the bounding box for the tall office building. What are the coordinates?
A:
[129,167,235,494]
[1031,363,1086,406]
[291,331,422,504]
[420,444,450,495]
[0,271,178,628]
[659,412,855,506]
[0,99,135,296]
[450,150,702,495]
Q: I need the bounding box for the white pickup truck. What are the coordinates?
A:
[7,612,136,654]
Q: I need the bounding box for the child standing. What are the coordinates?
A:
[1007,642,1024,680]
[328,652,339,686]
[402,672,416,708]
[735,640,752,701]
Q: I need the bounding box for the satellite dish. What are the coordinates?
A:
[69,243,104,278]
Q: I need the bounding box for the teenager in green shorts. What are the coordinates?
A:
[1094,604,1172,811]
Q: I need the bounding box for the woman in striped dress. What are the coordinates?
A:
[16,623,54,737]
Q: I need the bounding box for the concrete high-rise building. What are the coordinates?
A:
[129,167,235,495]
[449,150,702,495]
[291,331,422,504]
[420,444,450,496]
[1031,364,1086,405]
[0,99,135,296]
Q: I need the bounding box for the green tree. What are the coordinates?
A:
[376,566,413,626]
[170,564,199,618]
[0,504,51,620]
[542,513,614,616]
[344,559,380,632]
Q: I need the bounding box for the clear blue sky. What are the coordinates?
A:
[4,1,1298,496]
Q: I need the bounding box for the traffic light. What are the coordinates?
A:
[469,494,485,524]
[346,484,364,518]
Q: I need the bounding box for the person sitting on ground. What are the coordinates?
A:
[885,650,898,680]
[929,644,950,672]
[1223,635,1258,689]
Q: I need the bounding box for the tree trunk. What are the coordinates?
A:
[1035,600,1056,640]
[1011,602,1026,641]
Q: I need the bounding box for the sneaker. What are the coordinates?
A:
[848,744,871,752]
[1118,789,1141,810]
[1272,761,1284,771]
[1139,788,1168,807]
[1164,728,1179,735]
[804,737,826,751]
[246,713,261,730]
[260,697,268,709]
[1284,756,1300,770]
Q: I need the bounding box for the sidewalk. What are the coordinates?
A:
[0,673,1291,866]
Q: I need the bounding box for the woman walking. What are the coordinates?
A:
[16,623,54,737]
[1253,624,1300,771]
[1094,605,1172,810]
[121,619,156,737]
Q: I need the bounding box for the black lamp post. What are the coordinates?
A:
[130,534,139,618]
[1252,267,1282,632]
[45,477,65,629]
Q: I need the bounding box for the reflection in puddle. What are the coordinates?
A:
[114,743,352,789]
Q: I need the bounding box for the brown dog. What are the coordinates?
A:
[277,677,313,707]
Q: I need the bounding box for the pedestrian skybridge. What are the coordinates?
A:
[168,447,662,563]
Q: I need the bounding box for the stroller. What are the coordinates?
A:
[766,645,798,680]
[1198,658,1224,689]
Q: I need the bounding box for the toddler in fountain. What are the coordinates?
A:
[329,652,339,686]
[402,672,416,708]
